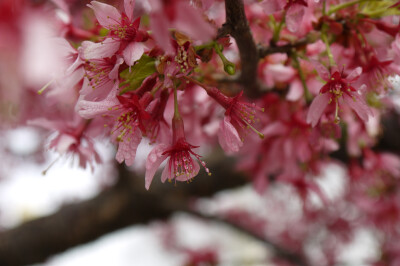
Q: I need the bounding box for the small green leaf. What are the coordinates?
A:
[120,55,156,94]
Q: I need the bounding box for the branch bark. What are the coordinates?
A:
[223,0,260,98]
[0,157,248,266]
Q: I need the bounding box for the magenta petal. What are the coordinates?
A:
[346,67,362,82]
[55,134,77,153]
[82,39,120,60]
[114,128,142,166]
[124,0,135,21]
[286,4,305,32]
[108,57,124,80]
[123,42,145,66]
[176,160,200,181]
[160,161,171,183]
[76,83,119,118]
[145,144,168,190]
[310,60,330,81]
[173,2,215,42]
[150,14,173,53]
[218,116,243,153]
[307,93,331,127]
[260,0,283,14]
[88,1,121,28]
[343,93,372,122]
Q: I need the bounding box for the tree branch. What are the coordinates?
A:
[0,157,248,266]
[223,0,260,98]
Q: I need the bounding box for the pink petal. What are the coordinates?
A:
[114,128,142,166]
[109,57,124,79]
[145,144,168,190]
[123,42,145,66]
[346,67,362,82]
[262,121,286,138]
[343,93,372,122]
[27,118,64,131]
[53,134,76,153]
[173,2,215,42]
[218,116,243,154]
[176,159,200,181]
[286,4,305,32]
[88,1,121,28]
[76,83,119,118]
[260,0,283,14]
[311,59,330,81]
[81,39,120,60]
[161,160,171,183]
[287,80,303,101]
[124,0,135,21]
[150,13,173,53]
[307,93,331,127]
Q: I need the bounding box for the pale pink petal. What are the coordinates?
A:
[114,128,142,166]
[124,0,135,21]
[76,83,119,118]
[28,118,65,131]
[381,153,400,176]
[287,80,303,101]
[306,93,331,127]
[161,159,172,183]
[109,57,124,79]
[53,134,76,153]
[311,60,330,81]
[343,93,372,122]
[218,116,243,154]
[145,144,168,190]
[150,13,173,53]
[173,2,215,42]
[286,4,305,33]
[123,42,145,66]
[81,39,120,60]
[346,67,362,81]
[176,159,200,181]
[88,1,121,28]
[260,0,283,14]
[262,121,286,138]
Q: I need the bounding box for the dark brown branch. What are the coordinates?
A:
[223,0,260,98]
[258,38,311,58]
[0,157,248,266]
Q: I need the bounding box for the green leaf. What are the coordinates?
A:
[120,55,156,94]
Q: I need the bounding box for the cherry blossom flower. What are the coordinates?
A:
[77,84,153,165]
[307,62,373,127]
[145,91,210,190]
[204,87,264,153]
[260,0,317,32]
[86,0,148,65]
[28,115,101,169]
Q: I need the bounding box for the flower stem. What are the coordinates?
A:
[173,87,181,120]
[321,25,335,67]
[272,10,286,44]
[292,53,312,103]
[214,42,236,75]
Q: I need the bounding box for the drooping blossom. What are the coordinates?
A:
[86,0,148,65]
[28,115,101,169]
[307,62,373,127]
[145,90,210,190]
[204,87,264,153]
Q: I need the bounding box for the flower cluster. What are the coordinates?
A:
[6,0,400,264]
